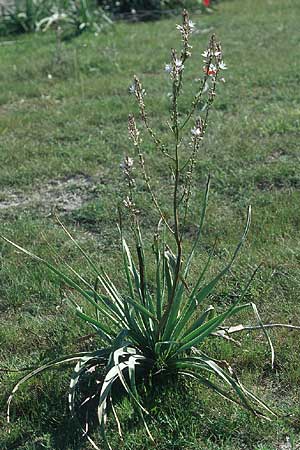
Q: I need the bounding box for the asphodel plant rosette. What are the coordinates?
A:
[2,10,299,450]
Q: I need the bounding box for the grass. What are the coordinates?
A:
[0,0,300,448]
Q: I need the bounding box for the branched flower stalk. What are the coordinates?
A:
[126,10,227,331]
[130,76,170,159]
[127,114,173,234]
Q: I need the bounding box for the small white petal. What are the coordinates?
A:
[191,127,201,136]
[188,20,196,32]
[201,50,210,58]
[165,64,172,73]
[129,84,135,94]
[219,61,227,70]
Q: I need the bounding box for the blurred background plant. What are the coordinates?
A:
[99,0,214,20]
[0,0,112,36]
[0,0,216,36]
[0,0,53,34]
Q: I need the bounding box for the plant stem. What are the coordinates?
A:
[159,72,183,331]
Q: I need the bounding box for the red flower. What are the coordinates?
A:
[207,68,216,75]
[203,0,210,7]
[203,64,217,76]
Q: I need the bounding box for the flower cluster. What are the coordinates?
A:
[176,9,195,54]
[165,10,195,80]
[202,36,227,80]
[128,114,141,147]
[191,117,204,141]
[123,195,136,210]
[165,49,186,81]
[129,76,147,121]
[120,155,135,188]
[165,53,185,80]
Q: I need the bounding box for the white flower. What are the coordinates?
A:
[201,50,211,59]
[175,58,184,71]
[47,73,52,80]
[176,24,183,32]
[188,20,196,32]
[120,157,134,170]
[165,63,172,74]
[219,61,227,70]
[123,196,135,209]
[127,157,134,167]
[191,127,202,136]
[128,83,136,95]
[203,80,209,93]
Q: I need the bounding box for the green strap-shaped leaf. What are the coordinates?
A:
[128,354,154,441]
[167,206,252,347]
[7,350,104,424]
[195,205,251,305]
[121,239,153,336]
[172,303,250,356]
[183,175,210,278]
[0,236,120,326]
[168,250,214,342]
[55,215,102,277]
[75,309,114,342]
[124,296,158,324]
[172,356,269,416]
[69,350,109,416]
[183,264,260,344]
[153,238,163,321]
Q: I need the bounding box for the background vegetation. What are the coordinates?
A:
[0,0,212,37]
[0,0,299,448]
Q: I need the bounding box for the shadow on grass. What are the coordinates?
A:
[1,367,290,450]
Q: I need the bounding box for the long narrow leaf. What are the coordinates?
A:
[0,236,120,326]
[194,205,251,306]
[69,351,108,416]
[172,303,250,356]
[168,250,215,342]
[251,302,275,369]
[75,309,114,342]
[183,175,210,278]
[55,214,102,277]
[7,351,100,424]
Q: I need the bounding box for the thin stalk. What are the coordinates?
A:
[159,68,183,330]
[136,143,174,235]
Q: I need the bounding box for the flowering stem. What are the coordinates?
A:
[137,146,174,235]
[180,35,217,130]
[180,73,209,130]
[179,139,199,241]
[159,69,183,331]
[133,75,171,159]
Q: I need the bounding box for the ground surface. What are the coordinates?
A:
[0,0,300,449]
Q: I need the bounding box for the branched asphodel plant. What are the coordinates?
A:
[3,10,300,450]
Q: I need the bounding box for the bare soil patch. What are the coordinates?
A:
[0,175,100,214]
